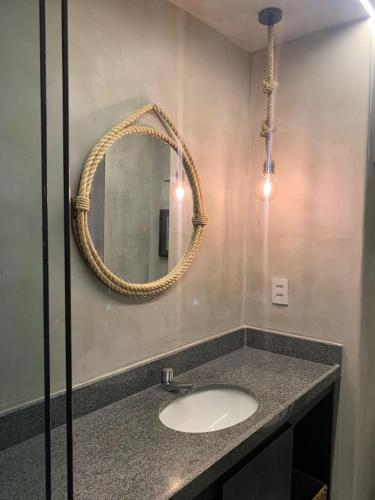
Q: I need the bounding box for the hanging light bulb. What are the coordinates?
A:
[257,173,278,201]
[256,7,282,203]
[175,161,186,201]
[175,183,185,200]
[257,160,278,201]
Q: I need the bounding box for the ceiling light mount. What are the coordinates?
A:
[258,7,283,26]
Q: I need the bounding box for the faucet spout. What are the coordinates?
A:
[163,382,193,393]
[161,368,193,393]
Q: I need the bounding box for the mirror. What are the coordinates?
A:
[88,135,192,284]
[73,104,207,296]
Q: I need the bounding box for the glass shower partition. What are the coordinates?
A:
[0,0,50,497]
[0,1,72,498]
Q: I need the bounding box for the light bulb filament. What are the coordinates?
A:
[262,179,273,198]
[257,172,278,201]
[175,184,185,200]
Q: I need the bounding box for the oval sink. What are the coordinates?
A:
[159,387,258,433]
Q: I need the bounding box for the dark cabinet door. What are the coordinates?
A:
[222,427,293,500]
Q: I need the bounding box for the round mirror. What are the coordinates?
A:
[88,135,192,284]
[73,104,207,296]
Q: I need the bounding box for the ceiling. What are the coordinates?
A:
[168,0,371,52]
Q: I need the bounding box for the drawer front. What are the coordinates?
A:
[222,427,294,500]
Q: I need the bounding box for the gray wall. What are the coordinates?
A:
[68,0,250,388]
[357,40,375,500]
[245,21,372,500]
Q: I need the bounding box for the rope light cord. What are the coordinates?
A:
[73,104,207,296]
[256,8,282,223]
[260,24,278,162]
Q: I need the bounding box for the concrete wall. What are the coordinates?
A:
[245,21,372,500]
[356,26,375,500]
[68,0,250,388]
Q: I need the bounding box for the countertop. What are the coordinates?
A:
[0,346,340,499]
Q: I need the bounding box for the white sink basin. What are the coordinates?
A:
[159,387,258,433]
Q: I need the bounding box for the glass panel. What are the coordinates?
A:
[64,1,375,498]
[0,0,47,498]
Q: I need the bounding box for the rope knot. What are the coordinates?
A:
[260,120,276,138]
[75,195,90,211]
[192,214,208,226]
[262,79,278,95]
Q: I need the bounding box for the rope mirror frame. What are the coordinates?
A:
[73,104,208,297]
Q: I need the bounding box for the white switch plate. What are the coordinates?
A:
[272,277,288,305]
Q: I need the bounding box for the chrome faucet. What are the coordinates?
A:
[161,368,192,393]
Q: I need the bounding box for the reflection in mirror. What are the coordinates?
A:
[88,135,192,284]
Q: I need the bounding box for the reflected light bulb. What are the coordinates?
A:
[175,184,185,200]
[257,172,278,201]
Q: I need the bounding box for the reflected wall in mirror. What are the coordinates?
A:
[73,104,207,296]
[88,134,192,284]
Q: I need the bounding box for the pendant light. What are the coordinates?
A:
[175,184,185,200]
[256,7,282,202]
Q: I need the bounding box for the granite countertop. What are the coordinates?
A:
[0,346,340,499]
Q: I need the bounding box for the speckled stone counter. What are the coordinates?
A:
[0,346,340,500]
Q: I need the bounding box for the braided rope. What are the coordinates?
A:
[260,25,278,140]
[73,104,207,296]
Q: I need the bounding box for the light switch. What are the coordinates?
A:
[272,277,288,305]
